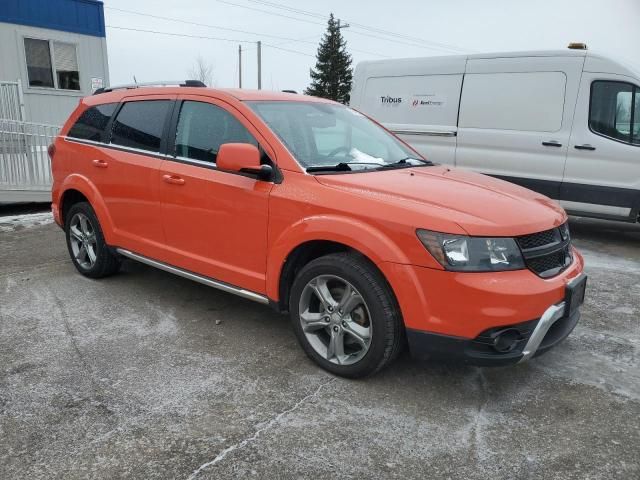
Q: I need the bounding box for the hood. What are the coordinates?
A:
[314,165,567,237]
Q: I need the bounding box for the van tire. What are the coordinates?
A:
[289,252,403,378]
[64,202,120,278]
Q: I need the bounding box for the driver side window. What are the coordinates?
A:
[590,81,639,145]
[174,101,257,163]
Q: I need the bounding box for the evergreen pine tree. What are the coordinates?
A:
[305,14,353,104]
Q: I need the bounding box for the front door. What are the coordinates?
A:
[561,73,640,220]
[158,96,273,294]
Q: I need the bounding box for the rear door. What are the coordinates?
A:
[455,56,583,199]
[100,94,175,256]
[158,96,273,294]
[561,74,640,219]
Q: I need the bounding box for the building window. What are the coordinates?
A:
[24,38,54,88]
[24,38,80,91]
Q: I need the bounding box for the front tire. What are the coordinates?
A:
[65,202,120,278]
[289,252,403,378]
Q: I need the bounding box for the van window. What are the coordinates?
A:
[459,72,566,132]
[67,103,117,142]
[110,100,171,152]
[174,101,257,163]
[590,81,639,145]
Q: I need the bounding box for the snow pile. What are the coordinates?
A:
[0,211,54,233]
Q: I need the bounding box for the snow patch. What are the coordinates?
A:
[0,212,53,233]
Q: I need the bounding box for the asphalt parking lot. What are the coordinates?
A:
[1,207,639,479]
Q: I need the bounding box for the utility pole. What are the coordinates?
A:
[238,45,242,88]
[257,41,262,90]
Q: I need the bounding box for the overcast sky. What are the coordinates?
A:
[104,0,640,92]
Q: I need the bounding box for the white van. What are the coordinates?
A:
[350,46,640,222]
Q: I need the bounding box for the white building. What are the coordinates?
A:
[0,0,109,202]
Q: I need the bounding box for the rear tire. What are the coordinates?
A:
[289,252,403,378]
[65,202,120,278]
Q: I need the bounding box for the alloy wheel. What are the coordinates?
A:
[298,274,372,365]
[69,212,98,270]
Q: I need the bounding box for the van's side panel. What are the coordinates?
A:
[455,56,584,198]
[350,57,465,164]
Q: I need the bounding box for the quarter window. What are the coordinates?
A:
[67,103,117,142]
[24,38,80,91]
[174,101,257,163]
[111,101,171,152]
[590,81,639,145]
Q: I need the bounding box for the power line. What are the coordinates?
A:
[106,25,253,43]
[105,6,319,43]
[215,0,471,54]
[247,0,472,53]
[105,6,388,58]
[106,25,316,58]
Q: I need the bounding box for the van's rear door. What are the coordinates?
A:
[455,55,584,199]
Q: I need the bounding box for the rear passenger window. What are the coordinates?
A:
[590,81,639,145]
[174,101,257,163]
[111,100,171,152]
[67,103,117,142]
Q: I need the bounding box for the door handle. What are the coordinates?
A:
[162,174,185,185]
[574,144,596,151]
[92,159,108,168]
[542,141,562,147]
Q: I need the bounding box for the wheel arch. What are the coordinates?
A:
[267,215,410,312]
[58,175,115,242]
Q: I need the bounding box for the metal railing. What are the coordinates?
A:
[0,119,60,199]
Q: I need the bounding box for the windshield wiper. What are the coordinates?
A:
[306,162,384,173]
[306,162,352,173]
[378,157,434,169]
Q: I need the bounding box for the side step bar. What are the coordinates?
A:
[116,248,269,305]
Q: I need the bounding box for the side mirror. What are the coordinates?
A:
[217,143,273,181]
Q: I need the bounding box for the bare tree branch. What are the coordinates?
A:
[188,56,215,87]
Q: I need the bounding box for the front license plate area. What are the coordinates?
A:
[565,275,587,317]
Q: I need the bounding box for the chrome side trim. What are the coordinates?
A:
[391,130,457,137]
[519,302,565,362]
[116,248,269,305]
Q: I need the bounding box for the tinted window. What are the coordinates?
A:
[67,103,117,142]
[590,81,639,145]
[174,101,257,163]
[111,101,171,152]
[24,38,54,88]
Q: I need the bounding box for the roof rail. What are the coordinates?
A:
[93,79,206,95]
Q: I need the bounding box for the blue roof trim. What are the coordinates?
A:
[0,0,105,38]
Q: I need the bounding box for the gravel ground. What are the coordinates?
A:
[0,209,638,479]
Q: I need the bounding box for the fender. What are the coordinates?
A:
[59,174,116,244]
[266,214,412,300]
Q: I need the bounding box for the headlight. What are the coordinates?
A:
[416,229,526,272]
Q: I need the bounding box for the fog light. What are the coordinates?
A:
[492,329,521,353]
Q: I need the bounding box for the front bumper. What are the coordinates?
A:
[406,301,581,366]
[378,248,586,365]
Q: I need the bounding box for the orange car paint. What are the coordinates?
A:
[52,87,584,341]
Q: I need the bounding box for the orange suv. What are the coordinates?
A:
[50,81,587,378]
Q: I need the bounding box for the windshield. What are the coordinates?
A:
[246,101,427,171]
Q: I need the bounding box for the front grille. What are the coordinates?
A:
[517,228,560,250]
[516,224,572,278]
